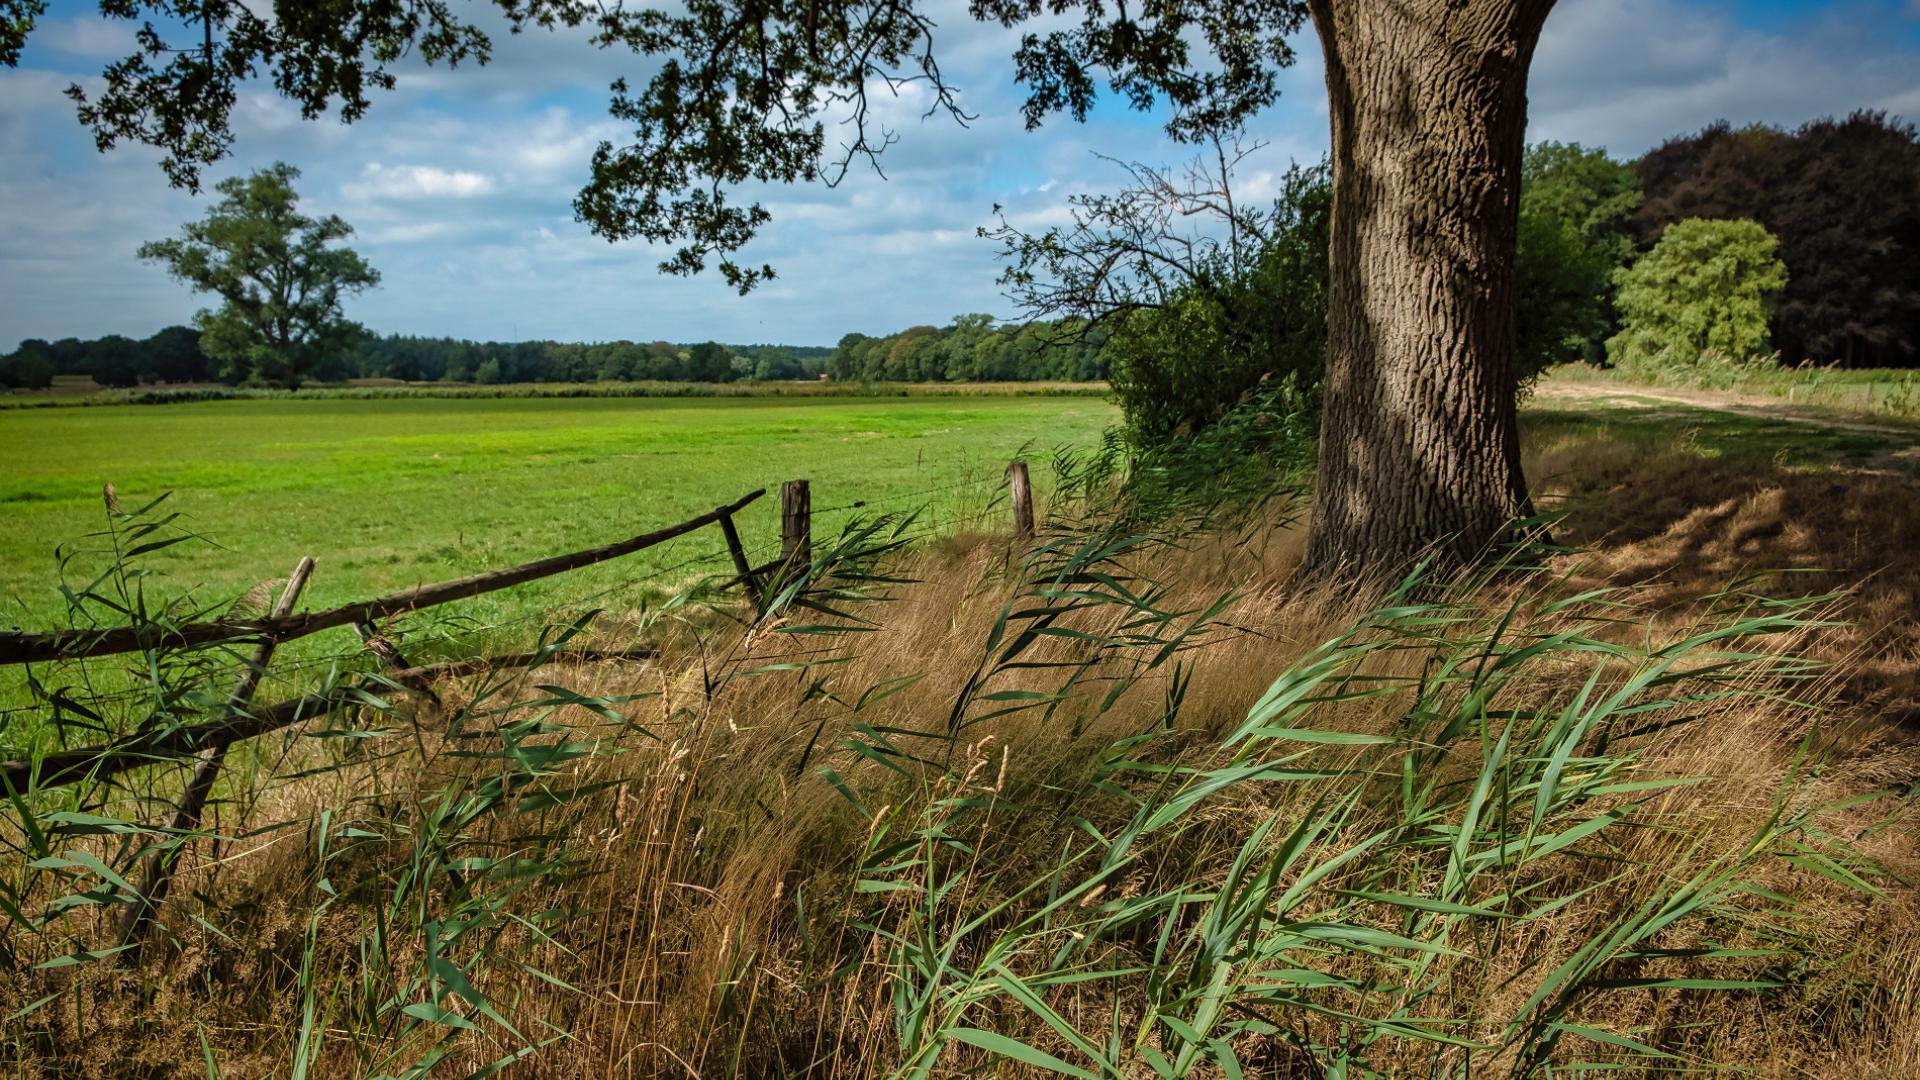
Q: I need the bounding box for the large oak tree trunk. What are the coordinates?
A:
[1301,0,1554,579]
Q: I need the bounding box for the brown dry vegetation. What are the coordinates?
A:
[1529,421,1920,724]
[3,419,1918,1079]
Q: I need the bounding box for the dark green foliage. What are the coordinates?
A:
[735,342,831,380]
[1514,209,1612,377]
[748,352,804,380]
[1634,112,1920,367]
[352,336,771,383]
[1525,141,1643,242]
[686,341,737,382]
[7,324,218,387]
[80,334,142,388]
[1105,162,1330,443]
[0,338,53,389]
[139,163,379,387]
[1061,377,1316,531]
[0,333,833,388]
[137,325,212,383]
[1513,142,1640,374]
[825,316,1111,382]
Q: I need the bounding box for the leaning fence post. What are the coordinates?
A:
[718,512,762,614]
[120,555,315,953]
[781,479,811,573]
[1007,460,1034,541]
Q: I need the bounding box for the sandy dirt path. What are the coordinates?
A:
[1531,376,1920,473]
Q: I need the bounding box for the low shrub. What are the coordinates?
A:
[1607,218,1788,379]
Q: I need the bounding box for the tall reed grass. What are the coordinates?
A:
[0,456,1914,1077]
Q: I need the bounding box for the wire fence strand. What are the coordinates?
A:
[0,466,1038,765]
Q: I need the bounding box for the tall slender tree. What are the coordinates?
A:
[18,0,1561,576]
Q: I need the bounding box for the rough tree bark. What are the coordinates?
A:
[1301,0,1555,579]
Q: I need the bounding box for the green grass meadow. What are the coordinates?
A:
[0,394,1115,741]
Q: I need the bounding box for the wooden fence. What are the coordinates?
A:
[0,489,782,666]
[0,466,1037,951]
[0,469,1039,784]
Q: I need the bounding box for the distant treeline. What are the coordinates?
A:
[847,112,1920,391]
[0,332,838,389]
[1,321,1114,390]
[343,337,831,384]
[827,314,1112,382]
[0,327,208,390]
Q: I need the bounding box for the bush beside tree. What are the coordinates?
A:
[1512,141,1641,376]
[1106,162,1331,444]
[1607,218,1788,376]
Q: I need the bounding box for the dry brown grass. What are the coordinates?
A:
[3,429,1918,1079]
[1530,422,1920,723]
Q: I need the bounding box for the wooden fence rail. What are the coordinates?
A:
[118,555,314,951]
[0,462,1041,795]
[0,648,660,795]
[0,463,1043,943]
[0,488,767,667]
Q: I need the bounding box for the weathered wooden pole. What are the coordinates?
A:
[718,512,762,613]
[1007,460,1034,541]
[781,479,811,573]
[120,555,314,952]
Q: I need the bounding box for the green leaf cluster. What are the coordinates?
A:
[1608,218,1789,376]
[1513,141,1641,379]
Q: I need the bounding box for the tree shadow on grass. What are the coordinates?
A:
[1523,409,1920,728]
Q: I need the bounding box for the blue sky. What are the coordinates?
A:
[3,0,1919,351]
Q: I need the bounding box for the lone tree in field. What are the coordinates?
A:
[140,163,378,388]
[22,0,1558,576]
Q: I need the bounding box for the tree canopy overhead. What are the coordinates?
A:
[17,0,1306,293]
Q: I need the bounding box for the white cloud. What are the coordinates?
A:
[28,16,139,60]
[344,163,496,200]
[359,221,459,245]
[506,108,624,181]
[1530,0,1920,154]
